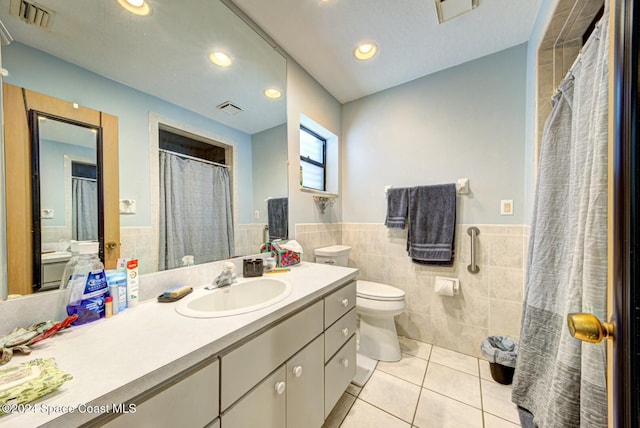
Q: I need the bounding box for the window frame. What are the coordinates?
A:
[299,125,327,191]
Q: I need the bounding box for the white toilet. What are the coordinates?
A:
[314,245,406,364]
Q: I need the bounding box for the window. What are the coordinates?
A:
[300,126,326,191]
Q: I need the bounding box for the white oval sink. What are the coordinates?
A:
[175,278,293,318]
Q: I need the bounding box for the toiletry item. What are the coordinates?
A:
[108,284,120,315]
[59,240,80,289]
[105,297,113,318]
[106,270,127,312]
[126,259,139,307]
[66,242,109,325]
[243,258,263,277]
[264,257,276,272]
[157,285,193,302]
[116,258,128,272]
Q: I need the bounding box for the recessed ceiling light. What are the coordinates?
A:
[210,51,232,68]
[264,88,282,99]
[354,42,377,61]
[116,0,151,16]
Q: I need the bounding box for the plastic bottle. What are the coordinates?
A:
[106,269,128,312]
[59,240,80,289]
[66,242,109,325]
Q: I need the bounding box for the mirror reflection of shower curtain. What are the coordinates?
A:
[512,5,609,428]
[159,151,234,270]
[72,177,98,241]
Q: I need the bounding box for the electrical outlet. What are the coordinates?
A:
[501,200,514,216]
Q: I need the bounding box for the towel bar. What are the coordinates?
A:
[467,227,480,274]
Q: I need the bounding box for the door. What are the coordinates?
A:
[610,0,640,426]
[568,1,639,426]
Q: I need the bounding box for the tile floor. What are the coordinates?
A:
[323,336,520,428]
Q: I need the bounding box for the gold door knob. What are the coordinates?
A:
[105,241,118,251]
[567,313,614,344]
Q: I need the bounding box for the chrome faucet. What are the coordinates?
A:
[206,261,237,290]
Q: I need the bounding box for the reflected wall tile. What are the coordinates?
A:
[487,235,524,269]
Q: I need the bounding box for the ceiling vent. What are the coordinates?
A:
[217,101,243,116]
[434,0,478,24]
[9,0,55,30]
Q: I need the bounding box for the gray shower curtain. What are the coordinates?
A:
[159,151,234,270]
[72,177,98,241]
[511,5,609,428]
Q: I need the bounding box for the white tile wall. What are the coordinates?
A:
[295,222,527,358]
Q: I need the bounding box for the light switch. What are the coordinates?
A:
[41,209,54,219]
[501,200,514,216]
[254,210,260,219]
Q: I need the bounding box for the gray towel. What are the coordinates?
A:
[407,184,456,265]
[267,197,288,240]
[385,188,409,229]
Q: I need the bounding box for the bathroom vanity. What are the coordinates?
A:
[0,262,358,427]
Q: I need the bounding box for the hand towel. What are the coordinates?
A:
[407,184,456,265]
[267,197,288,240]
[384,187,409,229]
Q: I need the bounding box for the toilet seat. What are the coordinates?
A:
[357,280,405,301]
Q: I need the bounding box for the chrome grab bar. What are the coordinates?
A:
[467,226,480,274]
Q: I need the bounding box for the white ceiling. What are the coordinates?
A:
[0,0,287,134]
[233,0,543,103]
[0,0,543,133]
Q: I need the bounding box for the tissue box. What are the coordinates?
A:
[260,240,300,268]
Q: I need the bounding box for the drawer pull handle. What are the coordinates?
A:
[292,365,303,378]
[341,328,349,337]
[341,359,349,368]
[341,298,349,307]
[274,381,286,395]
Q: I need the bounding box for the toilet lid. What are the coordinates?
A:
[357,280,405,301]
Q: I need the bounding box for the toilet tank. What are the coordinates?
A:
[314,245,352,267]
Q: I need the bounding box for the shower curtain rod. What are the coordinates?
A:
[159,148,229,169]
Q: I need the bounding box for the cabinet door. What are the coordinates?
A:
[105,359,219,428]
[287,335,324,428]
[222,365,286,428]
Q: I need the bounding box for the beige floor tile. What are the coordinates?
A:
[429,346,479,376]
[484,412,520,428]
[423,362,482,408]
[413,389,483,428]
[377,353,428,386]
[399,336,433,360]
[479,359,496,382]
[359,370,421,423]
[481,379,519,424]
[323,392,356,428]
[340,399,410,428]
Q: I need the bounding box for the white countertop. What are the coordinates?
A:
[0,262,358,427]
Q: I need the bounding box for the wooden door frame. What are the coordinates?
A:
[2,83,120,295]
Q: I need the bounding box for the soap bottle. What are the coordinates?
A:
[66,241,109,325]
[59,240,80,289]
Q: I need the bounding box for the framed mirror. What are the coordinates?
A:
[30,111,104,291]
[0,0,286,299]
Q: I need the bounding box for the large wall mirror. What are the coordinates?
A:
[0,0,288,299]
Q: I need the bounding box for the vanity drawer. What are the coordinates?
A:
[324,308,356,363]
[220,300,323,410]
[324,335,357,418]
[324,280,356,329]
